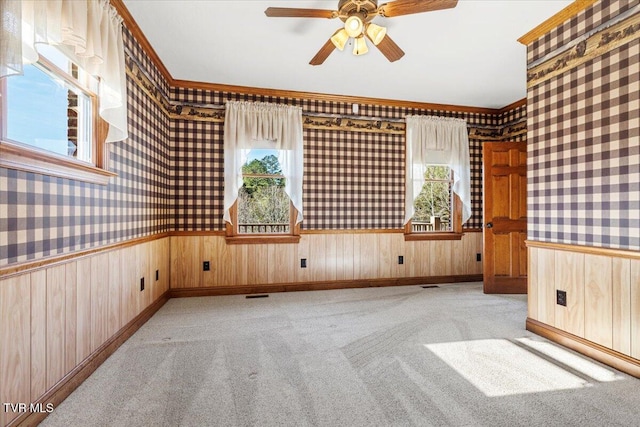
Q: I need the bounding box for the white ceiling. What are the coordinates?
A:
[122,0,572,109]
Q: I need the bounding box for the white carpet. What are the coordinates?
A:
[41,282,640,426]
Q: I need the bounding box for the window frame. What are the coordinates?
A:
[225,157,300,245]
[404,166,463,241]
[0,49,114,185]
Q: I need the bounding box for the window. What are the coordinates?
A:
[404,115,471,240]
[0,45,113,184]
[405,165,462,240]
[225,149,300,244]
[223,101,304,243]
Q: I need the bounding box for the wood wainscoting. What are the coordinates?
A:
[0,237,170,427]
[527,241,640,378]
[170,231,483,292]
[1,231,481,426]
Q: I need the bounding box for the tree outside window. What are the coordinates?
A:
[411,166,453,232]
[238,153,291,234]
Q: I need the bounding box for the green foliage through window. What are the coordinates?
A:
[239,154,290,234]
[413,166,452,232]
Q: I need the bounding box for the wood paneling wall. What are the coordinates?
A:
[171,232,483,288]
[528,245,640,361]
[0,238,170,426]
[1,232,478,425]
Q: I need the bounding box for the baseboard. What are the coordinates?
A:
[526,318,640,379]
[4,276,481,426]
[169,275,483,298]
[8,293,170,427]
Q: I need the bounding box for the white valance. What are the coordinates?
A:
[404,115,471,225]
[223,100,304,225]
[0,0,128,142]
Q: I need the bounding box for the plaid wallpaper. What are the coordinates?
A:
[171,120,224,230]
[0,28,172,266]
[303,129,405,229]
[527,0,638,63]
[498,104,526,126]
[497,103,527,143]
[527,1,640,251]
[123,28,170,101]
[170,86,494,230]
[1,20,531,266]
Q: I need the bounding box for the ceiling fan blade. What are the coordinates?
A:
[265,7,337,18]
[378,0,458,17]
[309,39,336,66]
[371,34,405,62]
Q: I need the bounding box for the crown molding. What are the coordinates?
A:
[110,0,173,84]
[111,0,504,116]
[172,79,500,115]
[526,7,640,89]
[518,0,598,45]
[497,98,526,115]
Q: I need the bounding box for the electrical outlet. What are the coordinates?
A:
[556,290,567,306]
[398,256,404,265]
[140,278,145,292]
[476,253,482,262]
[203,261,210,271]
[300,258,307,268]
[155,270,159,281]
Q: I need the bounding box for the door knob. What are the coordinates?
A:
[486,222,493,228]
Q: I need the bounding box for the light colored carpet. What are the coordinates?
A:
[41,282,640,426]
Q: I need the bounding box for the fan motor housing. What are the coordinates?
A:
[338,0,378,22]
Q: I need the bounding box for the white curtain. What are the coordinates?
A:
[223,100,304,225]
[0,0,22,77]
[404,115,471,225]
[0,0,128,142]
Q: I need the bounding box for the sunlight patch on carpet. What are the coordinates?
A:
[424,339,590,397]
[515,337,624,383]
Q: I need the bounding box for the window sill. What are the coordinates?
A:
[225,235,301,245]
[0,140,116,185]
[404,232,464,241]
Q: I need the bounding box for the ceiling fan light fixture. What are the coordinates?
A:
[330,28,349,51]
[353,35,368,56]
[344,15,364,37]
[366,23,387,45]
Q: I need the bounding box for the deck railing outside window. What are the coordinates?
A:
[412,218,449,232]
[238,223,290,234]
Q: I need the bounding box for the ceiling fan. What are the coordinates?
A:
[265,0,458,65]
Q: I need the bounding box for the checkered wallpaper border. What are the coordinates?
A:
[528,21,639,252]
[123,27,170,99]
[527,0,638,63]
[498,104,527,127]
[498,104,528,143]
[170,86,496,125]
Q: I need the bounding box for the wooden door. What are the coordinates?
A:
[483,142,527,294]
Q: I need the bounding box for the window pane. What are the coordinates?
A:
[243,152,282,176]
[239,151,290,234]
[238,179,290,234]
[424,165,451,181]
[413,166,452,232]
[36,44,72,73]
[6,63,92,162]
